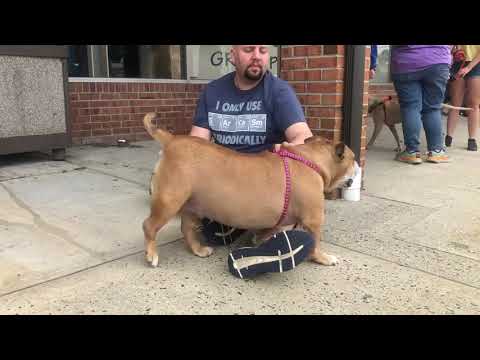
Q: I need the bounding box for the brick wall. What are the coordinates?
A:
[68,81,206,145]
[280,45,373,169]
[280,45,345,143]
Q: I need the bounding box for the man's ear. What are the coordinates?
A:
[335,143,345,160]
[229,47,237,67]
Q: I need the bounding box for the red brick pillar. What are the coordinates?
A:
[280,45,345,143]
[361,46,371,169]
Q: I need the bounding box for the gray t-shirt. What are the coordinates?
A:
[193,71,305,153]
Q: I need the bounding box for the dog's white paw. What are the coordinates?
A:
[325,254,339,266]
[151,254,159,267]
[311,252,339,266]
[194,246,214,258]
[146,252,159,268]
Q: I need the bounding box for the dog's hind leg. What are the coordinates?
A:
[387,124,402,152]
[301,213,338,266]
[367,120,384,149]
[143,195,187,268]
[180,211,214,258]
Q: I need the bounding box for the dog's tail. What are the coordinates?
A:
[441,103,473,111]
[143,112,174,146]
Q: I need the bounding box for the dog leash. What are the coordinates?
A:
[272,148,322,227]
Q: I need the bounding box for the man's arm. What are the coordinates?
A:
[190,88,212,141]
[370,45,378,79]
[274,122,313,151]
[284,122,313,145]
[271,79,314,151]
[189,125,211,141]
[370,45,378,70]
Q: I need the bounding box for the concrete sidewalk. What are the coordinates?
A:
[0,115,479,314]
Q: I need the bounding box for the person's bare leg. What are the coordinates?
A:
[446,77,466,138]
[465,76,480,140]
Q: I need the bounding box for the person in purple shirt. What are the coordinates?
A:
[391,45,452,164]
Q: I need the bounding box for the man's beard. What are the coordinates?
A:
[244,65,265,81]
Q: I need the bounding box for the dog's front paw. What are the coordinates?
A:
[146,252,159,267]
[323,254,339,266]
[193,246,214,258]
[310,252,339,266]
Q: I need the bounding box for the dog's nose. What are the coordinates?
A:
[345,178,353,187]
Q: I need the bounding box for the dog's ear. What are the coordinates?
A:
[335,143,345,160]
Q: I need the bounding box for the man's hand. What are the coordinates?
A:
[273,142,291,152]
[369,69,376,80]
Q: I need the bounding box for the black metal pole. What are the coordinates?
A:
[343,45,366,163]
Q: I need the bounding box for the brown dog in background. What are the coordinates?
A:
[367,96,403,152]
[367,96,473,152]
[142,112,357,269]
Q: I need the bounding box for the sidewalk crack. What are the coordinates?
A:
[0,183,102,259]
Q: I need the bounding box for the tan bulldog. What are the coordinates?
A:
[142,112,357,268]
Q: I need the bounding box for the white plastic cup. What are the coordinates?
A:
[342,165,362,202]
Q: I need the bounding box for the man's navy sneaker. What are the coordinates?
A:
[227,230,314,279]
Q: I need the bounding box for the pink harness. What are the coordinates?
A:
[272,148,322,227]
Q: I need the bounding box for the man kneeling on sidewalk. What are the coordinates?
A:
[190,45,315,278]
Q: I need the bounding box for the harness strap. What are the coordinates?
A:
[275,154,292,228]
[273,148,322,227]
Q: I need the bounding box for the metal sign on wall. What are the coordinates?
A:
[186,45,279,80]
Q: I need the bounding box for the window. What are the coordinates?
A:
[370,45,391,83]
[186,45,279,80]
[67,45,279,81]
[68,45,89,77]
[67,45,185,79]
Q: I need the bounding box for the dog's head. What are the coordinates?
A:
[301,136,359,192]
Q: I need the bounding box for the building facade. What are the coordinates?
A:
[67,45,396,171]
